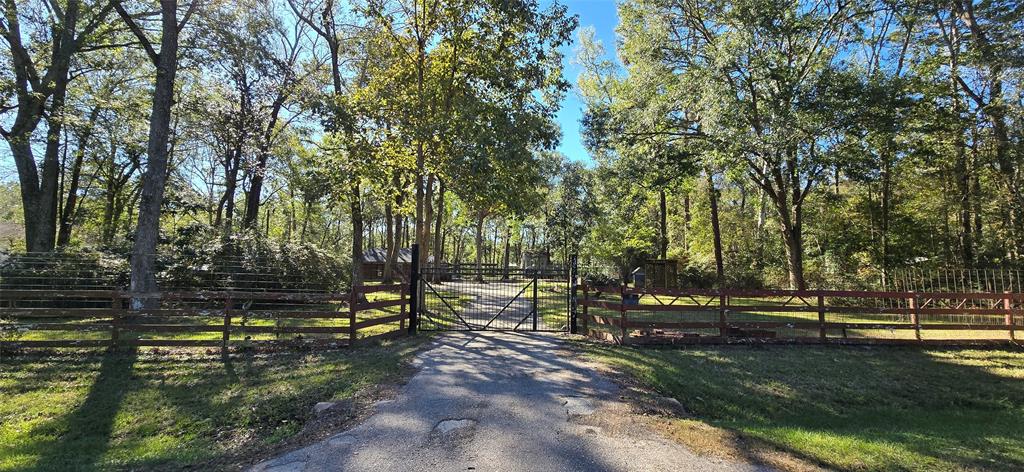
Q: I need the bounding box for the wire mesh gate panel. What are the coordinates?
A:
[418,265,572,331]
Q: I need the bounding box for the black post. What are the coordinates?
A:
[569,254,578,334]
[532,275,539,331]
[408,244,419,334]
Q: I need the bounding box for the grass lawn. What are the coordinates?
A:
[0,337,426,471]
[582,342,1024,471]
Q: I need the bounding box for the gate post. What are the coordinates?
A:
[408,244,419,335]
[569,254,578,334]
[532,274,539,331]
[1005,291,1015,342]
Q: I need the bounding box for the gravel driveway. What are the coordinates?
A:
[250,331,766,472]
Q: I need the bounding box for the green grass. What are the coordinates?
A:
[0,337,427,471]
[582,343,1024,471]
[537,282,570,330]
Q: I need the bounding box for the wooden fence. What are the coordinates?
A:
[579,285,1023,346]
[0,283,411,351]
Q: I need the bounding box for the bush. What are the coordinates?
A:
[582,272,619,287]
[0,250,129,290]
[159,224,348,292]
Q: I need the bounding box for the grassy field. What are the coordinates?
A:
[582,342,1024,471]
[0,337,426,471]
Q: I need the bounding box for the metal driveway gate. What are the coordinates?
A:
[417,259,576,332]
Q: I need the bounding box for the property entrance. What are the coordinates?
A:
[417,259,577,332]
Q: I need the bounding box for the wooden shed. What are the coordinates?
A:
[360,248,431,281]
[643,259,679,289]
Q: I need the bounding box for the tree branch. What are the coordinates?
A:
[112,1,159,66]
[177,0,199,32]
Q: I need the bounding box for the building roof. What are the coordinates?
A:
[361,248,433,264]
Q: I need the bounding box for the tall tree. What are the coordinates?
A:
[1,0,113,252]
[607,0,863,289]
[114,0,199,300]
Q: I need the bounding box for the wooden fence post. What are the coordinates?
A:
[719,291,727,339]
[349,288,358,346]
[400,285,407,332]
[910,294,921,341]
[111,292,121,351]
[817,294,826,342]
[619,284,628,345]
[1005,291,1015,342]
[581,285,589,336]
[408,244,419,335]
[222,294,232,352]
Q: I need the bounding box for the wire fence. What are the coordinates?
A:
[0,251,345,293]
[580,285,1022,346]
[0,252,407,352]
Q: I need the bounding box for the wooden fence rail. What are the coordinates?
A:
[0,284,412,352]
[580,285,1022,346]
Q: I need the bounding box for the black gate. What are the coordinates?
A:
[416,256,577,332]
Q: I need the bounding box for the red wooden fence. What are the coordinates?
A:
[580,285,1022,346]
[0,284,411,351]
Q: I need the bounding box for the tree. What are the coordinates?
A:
[360,0,576,269]
[114,0,199,300]
[546,160,598,262]
[1,0,114,252]
[608,0,864,289]
[287,0,370,291]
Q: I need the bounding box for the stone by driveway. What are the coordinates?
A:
[249,331,766,472]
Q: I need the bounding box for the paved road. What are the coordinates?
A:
[250,332,764,472]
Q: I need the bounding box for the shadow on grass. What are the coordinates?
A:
[29,349,138,471]
[585,343,1024,471]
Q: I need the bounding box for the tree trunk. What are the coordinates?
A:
[101,182,117,245]
[775,198,806,290]
[475,213,486,282]
[420,174,435,268]
[682,193,691,253]
[299,200,311,243]
[242,93,286,228]
[3,0,85,253]
[433,180,445,263]
[954,118,973,266]
[350,183,364,292]
[57,106,101,247]
[880,150,892,285]
[383,201,395,283]
[128,2,183,304]
[221,147,241,236]
[706,171,725,286]
[659,188,668,259]
[384,174,404,282]
[501,223,511,280]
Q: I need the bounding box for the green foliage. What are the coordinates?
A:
[161,224,349,291]
[571,0,1024,289]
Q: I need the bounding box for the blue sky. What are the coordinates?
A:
[552,0,620,164]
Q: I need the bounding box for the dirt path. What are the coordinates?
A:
[249,332,767,472]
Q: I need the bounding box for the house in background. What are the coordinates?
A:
[521,250,550,271]
[360,248,433,281]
